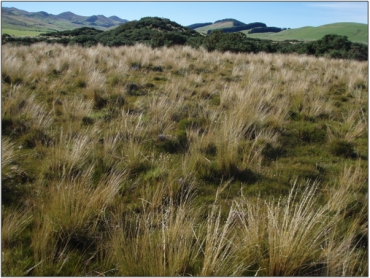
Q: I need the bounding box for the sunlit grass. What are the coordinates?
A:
[2,43,367,276]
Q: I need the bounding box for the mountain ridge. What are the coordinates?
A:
[2,8,367,44]
[2,7,128,34]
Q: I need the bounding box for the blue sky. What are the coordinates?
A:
[1,1,368,28]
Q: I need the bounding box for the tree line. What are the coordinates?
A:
[2,17,367,61]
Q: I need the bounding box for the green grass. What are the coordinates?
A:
[194,21,368,44]
[2,28,45,37]
[243,22,368,43]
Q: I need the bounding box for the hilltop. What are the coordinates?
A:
[95,16,200,47]
[1,7,128,36]
[189,18,286,35]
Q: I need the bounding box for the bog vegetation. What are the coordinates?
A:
[1,40,368,276]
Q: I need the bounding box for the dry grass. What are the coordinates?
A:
[1,43,367,276]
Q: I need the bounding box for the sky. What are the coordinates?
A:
[1,1,368,29]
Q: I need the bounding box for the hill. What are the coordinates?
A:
[95,16,201,47]
[192,18,267,34]
[2,16,367,61]
[1,7,128,36]
[191,19,367,44]
[244,22,367,44]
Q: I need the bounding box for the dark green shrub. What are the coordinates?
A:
[201,142,217,156]
[156,130,188,154]
[262,143,286,161]
[21,129,52,148]
[2,117,14,136]
[93,91,107,109]
[2,73,11,84]
[75,78,86,88]
[124,82,146,96]
[195,159,258,184]
[291,122,327,143]
[329,139,356,158]
[2,117,29,137]
[82,116,95,126]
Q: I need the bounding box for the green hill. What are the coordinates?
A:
[194,18,266,34]
[244,22,368,44]
[95,17,200,47]
[1,7,128,36]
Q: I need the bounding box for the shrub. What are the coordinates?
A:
[93,90,108,109]
[156,130,188,154]
[82,116,95,126]
[329,139,356,158]
[124,82,145,96]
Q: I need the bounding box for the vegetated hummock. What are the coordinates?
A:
[2,41,368,276]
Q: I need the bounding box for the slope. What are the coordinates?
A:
[1,7,128,36]
[244,22,367,44]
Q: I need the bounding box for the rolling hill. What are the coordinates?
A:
[190,18,268,34]
[191,19,367,44]
[244,22,368,44]
[1,7,128,36]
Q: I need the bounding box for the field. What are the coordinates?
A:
[1,28,45,37]
[244,22,368,44]
[194,21,234,34]
[2,43,368,276]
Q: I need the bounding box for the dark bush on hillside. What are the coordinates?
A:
[40,27,103,37]
[151,32,187,47]
[187,22,212,29]
[1,17,367,61]
[248,27,284,34]
[69,35,98,47]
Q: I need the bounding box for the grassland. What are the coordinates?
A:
[195,21,367,44]
[1,28,46,37]
[195,21,234,34]
[2,43,368,276]
[244,22,368,44]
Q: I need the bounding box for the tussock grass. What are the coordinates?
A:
[2,43,367,276]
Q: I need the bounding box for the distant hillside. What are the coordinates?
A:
[193,18,268,34]
[3,16,367,62]
[187,22,212,30]
[1,7,128,36]
[244,22,367,44]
